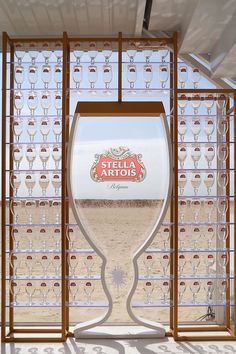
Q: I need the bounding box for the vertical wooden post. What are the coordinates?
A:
[173,31,178,340]
[169,46,174,331]
[1,31,8,342]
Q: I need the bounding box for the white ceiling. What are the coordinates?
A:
[1,0,236,81]
[149,0,236,79]
[0,0,145,38]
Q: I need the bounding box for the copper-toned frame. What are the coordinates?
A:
[1,33,66,343]
[1,31,236,342]
[174,88,236,341]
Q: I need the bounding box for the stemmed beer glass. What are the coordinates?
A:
[143,281,154,304]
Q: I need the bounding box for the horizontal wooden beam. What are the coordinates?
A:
[75,101,165,116]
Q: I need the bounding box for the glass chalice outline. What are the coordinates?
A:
[68,102,172,337]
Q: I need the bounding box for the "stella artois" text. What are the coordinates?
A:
[100,161,136,177]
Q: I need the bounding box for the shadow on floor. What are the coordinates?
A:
[2,338,236,354]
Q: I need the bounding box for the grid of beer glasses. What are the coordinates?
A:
[70,41,118,100]
[9,42,112,311]
[177,91,233,314]
[7,42,235,328]
[123,40,170,97]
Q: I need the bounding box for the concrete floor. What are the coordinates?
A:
[2,338,236,354]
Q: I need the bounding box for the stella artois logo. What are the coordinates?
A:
[90,147,146,182]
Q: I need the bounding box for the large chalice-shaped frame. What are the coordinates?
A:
[68,102,172,338]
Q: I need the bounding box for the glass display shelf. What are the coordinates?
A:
[6,248,95,254]
[7,142,62,145]
[9,87,117,92]
[178,248,233,253]
[18,221,228,228]
[138,274,232,280]
[67,301,109,308]
[145,248,174,253]
[122,88,171,92]
[7,275,101,281]
[7,301,109,308]
[10,274,231,282]
[178,195,234,198]
[132,300,234,308]
[132,300,172,308]
[7,61,65,65]
[180,195,230,199]
[178,141,233,144]
[179,274,232,280]
[176,114,233,117]
[179,168,234,171]
[8,87,63,91]
[178,167,229,171]
[7,169,62,172]
[8,114,174,119]
[6,223,62,227]
[7,114,69,119]
[64,222,174,227]
[7,60,176,65]
[6,196,62,200]
[145,248,233,254]
[66,249,95,254]
[7,249,61,254]
[161,222,173,226]
[70,60,119,64]
[178,221,234,226]
[122,61,173,65]
[139,275,174,281]
[178,301,234,307]
[8,60,118,65]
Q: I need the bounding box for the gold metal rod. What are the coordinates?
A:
[118,32,122,102]
[9,40,14,335]
[173,31,178,341]
[1,31,8,343]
